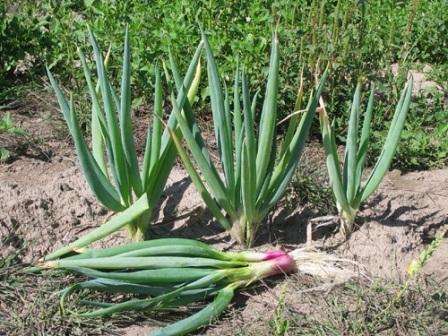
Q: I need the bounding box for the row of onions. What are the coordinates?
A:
[39,25,411,335]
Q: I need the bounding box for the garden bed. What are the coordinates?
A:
[1,103,446,335]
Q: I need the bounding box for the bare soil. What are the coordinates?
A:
[0,101,447,335]
[337,168,448,281]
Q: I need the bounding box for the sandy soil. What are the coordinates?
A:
[338,168,448,281]
[3,143,446,280]
[0,103,447,335]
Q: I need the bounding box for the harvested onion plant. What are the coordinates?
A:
[318,77,413,237]
[38,238,355,336]
[169,31,328,247]
[46,28,202,259]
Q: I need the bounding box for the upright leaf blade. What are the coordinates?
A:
[343,83,361,203]
[202,31,235,192]
[171,93,234,215]
[241,141,254,224]
[119,26,143,196]
[167,126,231,230]
[89,27,131,205]
[149,64,163,171]
[319,103,350,212]
[355,84,375,195]
[167,53,210,164]
[280,67,304,157]
[262,70,328,210]
[360,77,413,202]
[233,67,243,206]
[255,31,279,189]
[160,41,204,151]
[77,47,107,176]
[241,70,256,204]
[47,68,124,212]
[145,42,204,217]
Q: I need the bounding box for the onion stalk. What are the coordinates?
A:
[168,30,328,247]
[37,238,355,336]
[46,27,202,248]
[318,77,413,237]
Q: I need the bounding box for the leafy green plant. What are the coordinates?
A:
[3,1,446,171]
[0,112,26,135]
[0,111,27,162]
[47,26,202,246]
[0,2,44,85]
[319,77,413,237]
[269,286,290,336]
[169,31,327,247]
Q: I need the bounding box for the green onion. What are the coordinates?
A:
[46,27,202,255]
[150,283,236,336]
[66,238,221,260]
[168,30,328,247]
[319,77,413,237]
[42,256,247,270]
[41,238,353,336]
[65,267,219,285]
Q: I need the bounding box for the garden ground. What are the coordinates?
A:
[0,94,446,335]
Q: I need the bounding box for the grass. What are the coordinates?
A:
[0,251,114,335]
[287,173,335,216]
[1,246,167,335]
[215,276,448,336]
[295,279,447,335]
[0,111,27,162]
[284,143,336,216]
[268,285,290,336]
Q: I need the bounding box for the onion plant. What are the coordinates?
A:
[46,27,202,244]
[319,77,413,237]
[38,238,353,336]
[169,31,328,247]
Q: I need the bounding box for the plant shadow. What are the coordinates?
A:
[253,205,335,248]
[151,176,229,245]
[360,194,442,230]
[153,207,229,246]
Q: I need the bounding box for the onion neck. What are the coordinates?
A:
[229,213,262,247]
[339,207,357,238]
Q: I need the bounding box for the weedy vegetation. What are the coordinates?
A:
[2,0,447,170]
[0,111,27,161]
